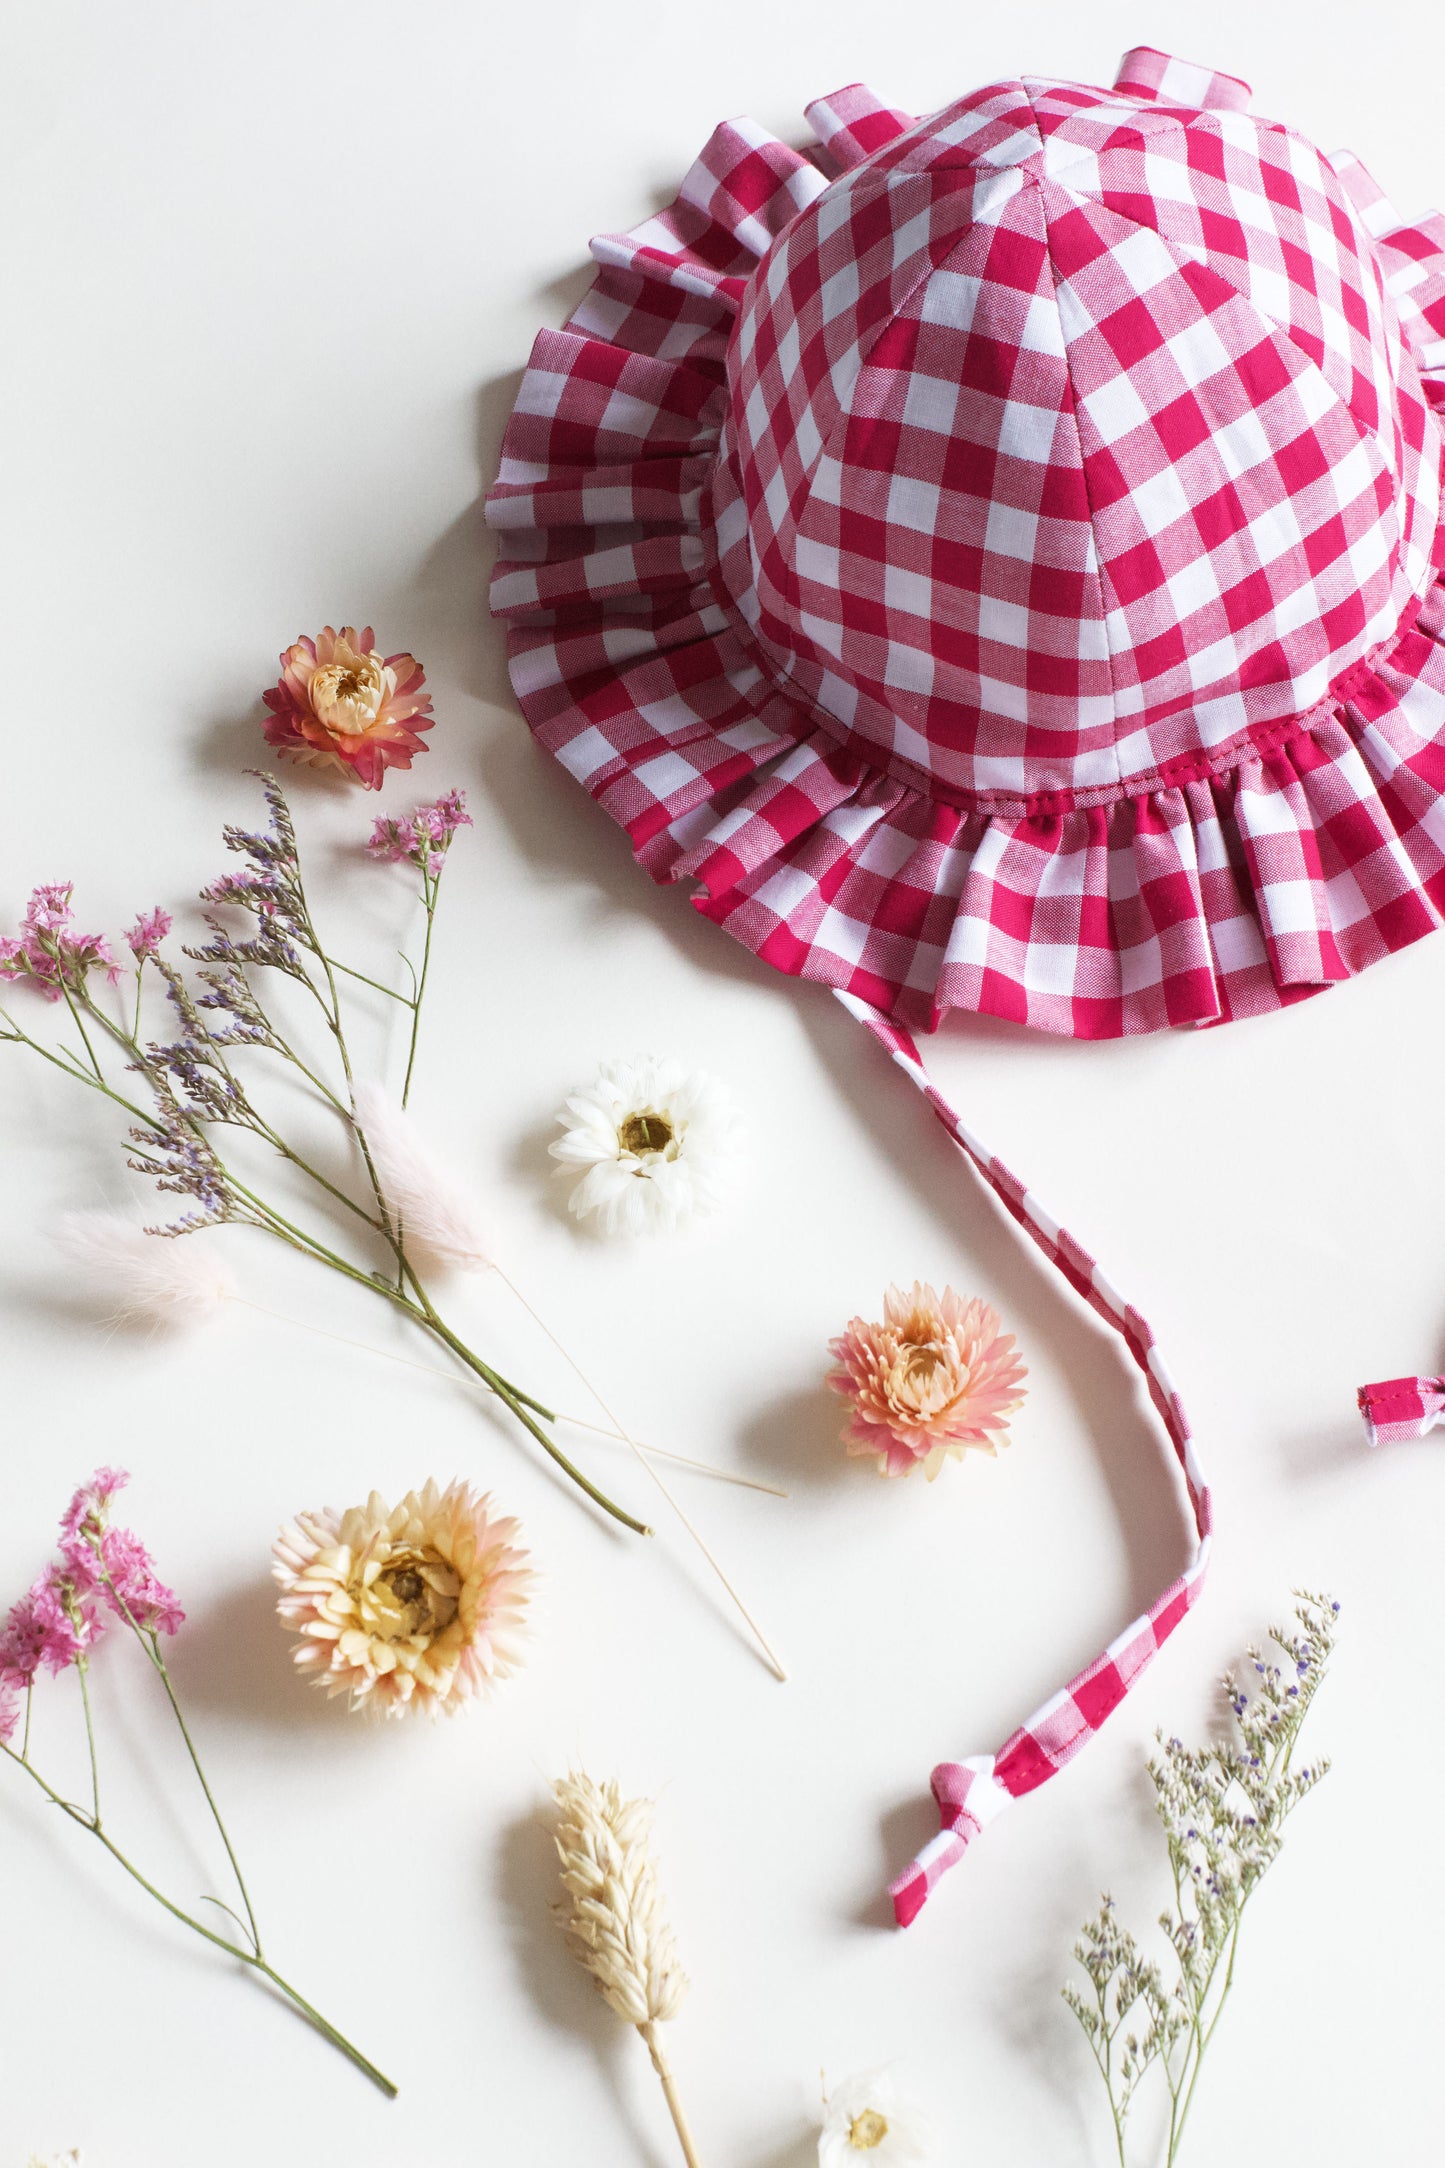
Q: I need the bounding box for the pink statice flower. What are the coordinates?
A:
[261,625,433,789]
[0,1672,21,1746]
[0,884,120,1002]
[827,1282,1027,1479]
[1,1563,108,1680]
[126,906,172,959]
[367,788,471,877]
[59,1467,184,1637]
[365,813,419,864]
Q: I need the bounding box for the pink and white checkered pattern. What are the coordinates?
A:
[1356,1373,1445,1445]
[487,51,1445,1038]
[840,993,1211,1923]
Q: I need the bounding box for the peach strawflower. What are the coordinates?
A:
[272,1478,532,1717]
[827,1282,1026,1479]
[261,625,433,788]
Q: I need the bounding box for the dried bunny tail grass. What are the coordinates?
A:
[55,1210,237,1327]
[353,1083,488,1274]
[553,1772,688,2026]
[552,1772,704,2167]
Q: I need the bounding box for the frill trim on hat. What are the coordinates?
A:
[487,86,1445,1038]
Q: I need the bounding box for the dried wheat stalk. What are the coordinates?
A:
[552,1771,703,2168]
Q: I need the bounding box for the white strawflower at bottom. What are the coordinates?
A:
[552,1771,704,2168]
[55,1209,237,1327]
[819,2070,933,2164]
[549,1056,734,1236]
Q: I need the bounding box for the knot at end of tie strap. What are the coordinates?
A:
[887,1758,1013,1927]
[1357,1375,1445,1447]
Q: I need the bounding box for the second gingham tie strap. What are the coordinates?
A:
[1357,1376,1445,1446]
[838,993,1214,1927]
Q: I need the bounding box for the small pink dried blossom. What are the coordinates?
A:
[59,1467,185,1637]
[0,1673,20,1746]
[366,814,419,864]
[0,884,120,1002]
[126,906,172,958]
[827,1282,1027,1479]
[1,1564,107,1680]
[261,625,433,788]
[367,789,471,876]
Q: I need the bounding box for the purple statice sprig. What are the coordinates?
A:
[0,1470,395,2096]
[1063,1591,1339,2166]
[0,775,645,1536]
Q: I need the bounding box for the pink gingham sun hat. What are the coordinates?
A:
[489,45,1445,1039]
[486,48,1445,1924]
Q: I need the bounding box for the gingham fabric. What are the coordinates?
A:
[1356,1373,1445,1445]
[488,47,1445,1038]
[840,993,1211,1923]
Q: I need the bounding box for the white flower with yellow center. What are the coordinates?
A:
[272,1478,533,1717]
[819,2070,933,2165]
[549,1055,734,1236]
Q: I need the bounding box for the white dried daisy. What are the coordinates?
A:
[549,1055,734,1236]
[819,2069,933,2164]
[272,1478,533,1718]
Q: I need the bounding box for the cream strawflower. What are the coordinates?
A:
[272,1479,532,1717]
[549,1055,734,1236]
[819,2070,933,2165]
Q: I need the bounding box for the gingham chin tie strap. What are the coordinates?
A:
[839,994,1214,1927]
[1357,1376,1445,1446]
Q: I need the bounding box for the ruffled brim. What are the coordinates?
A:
[487,86,1445,1038]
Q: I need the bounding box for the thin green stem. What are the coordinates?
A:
[56,977,104,1079]
[0,1006,163,1132]
[409,1285,649,1535]
[149,1638,263,1958]
[401,873,436,1108]
[0,1741,394,2095]
[76,1657,102,1827]
[329,957,412,1005]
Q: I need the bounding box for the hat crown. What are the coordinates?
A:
[712,59,1443,806]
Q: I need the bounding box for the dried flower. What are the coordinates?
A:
[272,1479,532,1717]
[56,1209,238,1327]
[261,625,433,788]
[60,1469,186,1638]
[126,906,172,958]
[0,773,649,1541]
[368,787,472,877]
[550,1056,734,1236]
[1,1472,393,2096]
[0,883,120,1001]
[827,1283,1026,1479]
[1063,1592,1339,2166]
[354,1084,488,1274]
[552,1771,703,2168]
[0,1562,107,1682]
[819,2070,933,2164]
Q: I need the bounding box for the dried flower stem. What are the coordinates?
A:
[0,779,650,1539]
[503,1269,787,1681]
[232,1296,786,1494]
[4,1585,394,2097]
[640,2023,705,2168]
[552,1772,704,2168]
[1063,1591,1338,2166]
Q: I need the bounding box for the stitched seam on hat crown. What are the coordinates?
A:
[720,70,1436,811]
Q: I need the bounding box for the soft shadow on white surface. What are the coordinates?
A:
[498,1801,673,2168]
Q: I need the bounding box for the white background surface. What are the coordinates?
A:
[3,4,1443,2162]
